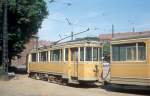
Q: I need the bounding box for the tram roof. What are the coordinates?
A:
[51,39,102,48]
[31,39,102,52]
[111,32,150,44]
[112,32,150,41]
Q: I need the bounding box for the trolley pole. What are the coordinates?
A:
[2,0,9,74]
[111,24,114,38]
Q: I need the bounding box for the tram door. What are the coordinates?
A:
[71,48,78,77]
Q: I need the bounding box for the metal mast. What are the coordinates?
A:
[2,0,8,73]
[66,18,73,40]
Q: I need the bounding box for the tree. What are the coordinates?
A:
[0,0,48,66]
[103,42,110,62]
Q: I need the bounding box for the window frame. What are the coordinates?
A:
[39,51,48,62]
[111,42,146,62]
[31,53,37,62]
[50,49,62,61]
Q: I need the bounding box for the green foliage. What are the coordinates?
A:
[103,42,110,62]
[0,0,48,64]
[103,42,110,56]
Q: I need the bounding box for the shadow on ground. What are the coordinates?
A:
[67,83,99,89]
[100,84,150,96]
[9,66,27,74]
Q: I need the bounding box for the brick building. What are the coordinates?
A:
[11,38,52,68]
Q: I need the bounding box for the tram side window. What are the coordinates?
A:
[51,49,61,61]
[112,46,119,61]
[60,49,63,61]
[99,48,102,61]
[138,42,146,60]
[119,46,126,61]
[80,47,84,61]
[112,43,146,61]
[126,46,136,60]
[86,47,92,61]
[71,48,78,61]
[39,51,48,61]
[93,48,98,61]
[112,44,136,61]
[31,53,37,62]
[65,48,68,61]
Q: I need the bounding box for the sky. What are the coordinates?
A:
[38,0,150,41]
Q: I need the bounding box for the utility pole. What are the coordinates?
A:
[132,26,135,32]
[2,0,8,74]
[128,20,135,32]
[111,24,114,38]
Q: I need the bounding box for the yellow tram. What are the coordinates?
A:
[110,34,150,87]
[27,39,103,84]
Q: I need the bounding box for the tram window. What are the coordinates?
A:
[80,47,84,61]
[31,53,37,62]
[65,48,68,61]
[71,48,78,61]
[39,51,48,61]
[126,46,136,60]
[138,43,146,60]
[119,46,126,61]
[51,49,61,61]
[60,49,63,61]
[112,43,139,61]
[99,48,102,61]
[86,47,92,61]
[112,46,119,61]
[112,45,131,61]
[51,49,62,61]
[93,48,98,61]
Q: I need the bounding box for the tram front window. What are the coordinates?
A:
[80,47,84,61]
[93,47,98,61]
[86,47,92,61]
[65,48,68,61]
[31,53,37,62]
[71,48,78,61]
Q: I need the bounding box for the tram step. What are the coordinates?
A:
[69,78,79,84]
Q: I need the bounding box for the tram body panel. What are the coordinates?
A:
[63,62,102,81]
[111,62,148,78]
[29,62,63,75]
[78,62,102,81]
[110,62,150,85]
[62,63,69,78]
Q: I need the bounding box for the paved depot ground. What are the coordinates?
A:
[0,74,149,96]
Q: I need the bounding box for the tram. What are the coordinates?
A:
[109,34,150,88]
[27,39,103,84]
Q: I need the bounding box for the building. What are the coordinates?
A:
[11,38,52,68]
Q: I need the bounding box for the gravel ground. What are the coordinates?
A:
[0,74,149,96]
